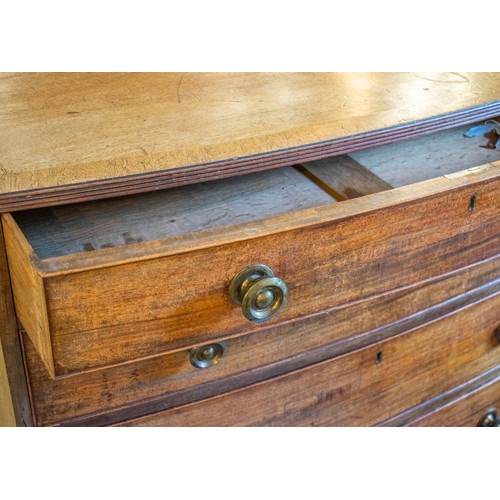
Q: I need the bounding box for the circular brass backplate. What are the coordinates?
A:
[188,342,227,369]
[241,277,287,322]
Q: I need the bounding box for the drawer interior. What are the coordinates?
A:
[11,123,500,260]
[12,166,336,259]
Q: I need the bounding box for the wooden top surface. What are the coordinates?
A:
[1,72,500,211]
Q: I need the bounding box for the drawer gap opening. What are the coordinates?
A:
[348,122,500,187]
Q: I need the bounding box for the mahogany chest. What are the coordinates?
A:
[0,73,499,426]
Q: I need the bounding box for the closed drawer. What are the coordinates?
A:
[115,293,500,426]
[409,372,500,427]
[378,365,500,427]
[23,258,500,426]
[4,126,500,377]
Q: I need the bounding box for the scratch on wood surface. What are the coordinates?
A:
[139,142,156,155]
[177,73,186,103]
[416,73,469,84]
[451,72,470,83]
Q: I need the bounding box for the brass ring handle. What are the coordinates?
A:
[477,408,498,427]
[188,342,226,369]
[229,264,288,322]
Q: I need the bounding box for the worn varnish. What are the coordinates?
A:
[1,73,500,211]
[2,214,54,377]
[0,229,16,426]
[22,256,500,426]
[116,294,500,426]
[0,343,15,426]
[410,377,500,427]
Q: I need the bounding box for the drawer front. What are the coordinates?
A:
[115,293,500,426]
[24,258,500,426]
[410,374,500,427]
[5,164,500,377]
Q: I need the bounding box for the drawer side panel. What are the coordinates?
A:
[1,214,54,378]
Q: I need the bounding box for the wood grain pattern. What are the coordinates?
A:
[298,156,393,198]
[116,293,500,426]
[378,366,500,427]
[6,164,500,376]
[0,224,16,426]
[23,256,500,426]
[0,223,32,426]
[1,214,54,378]
[410,378,500,427]
[1,73,500,212]
[0,341,15,426]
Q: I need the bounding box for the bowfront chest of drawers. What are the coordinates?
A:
[0,73,499,427]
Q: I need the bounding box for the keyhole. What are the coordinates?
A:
[375,351,383,364]
[468,194,476,213]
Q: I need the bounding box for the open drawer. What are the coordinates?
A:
[3,125,500,378]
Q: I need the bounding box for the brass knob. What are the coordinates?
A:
[188,342,226,369]
[229,264,288,322]
[477,408,498,427]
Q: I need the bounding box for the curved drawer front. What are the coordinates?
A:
[408,373,500,427]
[3,161,500,377]
[22,257,500,426]
[379,366,500,427]
[115,293,500,427]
